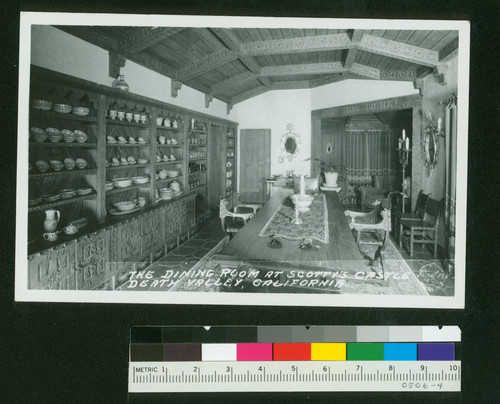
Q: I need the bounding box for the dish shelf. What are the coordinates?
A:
[156,160,183,166]
[106,163,149,171]
[29,142,98,148]
[106,143,150,147]
[106,119,150,128]
[28,192,97,212]
[30,109,98,123]
[30,168,98,178]
[157,144,183,148]
[157,126,182,131]
[105,184,150,196]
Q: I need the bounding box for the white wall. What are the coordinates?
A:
[311,79,418,110]
[232,89,312,178]
[30,25,230,119]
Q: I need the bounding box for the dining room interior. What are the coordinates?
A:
[22,21,463,298]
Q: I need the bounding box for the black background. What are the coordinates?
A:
[1,1,499,403]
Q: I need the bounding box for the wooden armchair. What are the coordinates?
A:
[399,197,443,258]
[219,197,255,238]
[344,200,392,248]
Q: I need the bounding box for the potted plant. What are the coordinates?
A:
[306,158,338,186]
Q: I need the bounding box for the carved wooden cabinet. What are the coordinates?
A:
[76,230,110,290]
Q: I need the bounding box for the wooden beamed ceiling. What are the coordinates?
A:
[55,26,459,112]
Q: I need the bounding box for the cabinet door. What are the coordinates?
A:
[28,243,77,290]
[75,230,110,290]
[141,208,165,255]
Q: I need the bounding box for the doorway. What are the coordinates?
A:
[239,129,271,203]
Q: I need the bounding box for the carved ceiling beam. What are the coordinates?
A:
[208,28,242,51]
[259,62,344,76]
[226,103,233,115]
[121,27,185,54]
[230,85,270,104]
[380,69,417,81]
[271,80,310,90]
[258,77,273,87]
[239,33,351,56]
[357,34,439,67]
[209,72,255,95]
[433,63,448,86]
[344,29,364,68]
[177,49,236,81]
[238,57,261,74]
[350,63,380,79]
[205,94,213,108]
[439,37,459,62]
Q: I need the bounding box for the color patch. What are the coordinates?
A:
[130,344,164,362]
[417,343,454,360]
[273,343,311,361]
[357,326,389,342]
[323,326,357,342]
[237,343,273,361]
[164,344,201,362]
[347,343,384,360]
[201,344,237,361]
[311,343,346,361]
[384,343,417,361]
[258,327,293,343]
[131,326,162,343]
[388,326,422,342]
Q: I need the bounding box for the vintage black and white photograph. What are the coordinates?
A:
[15,13,469,307]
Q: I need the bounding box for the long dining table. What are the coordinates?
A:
[214,188,366,273]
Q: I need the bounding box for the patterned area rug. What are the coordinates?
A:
[258,194,329,243]
[171,237,428,296]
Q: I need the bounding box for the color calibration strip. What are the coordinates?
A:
[131,342,456,362]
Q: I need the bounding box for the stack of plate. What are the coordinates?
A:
[105,181,114,191]
[132,176,149,185]
[167,170,179,177]
[113,178,132,188]
[60,189,77,199]
[77,187,93,196]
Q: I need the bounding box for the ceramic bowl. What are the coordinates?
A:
[30,127,48,142]
[76,187,92,196]
[35,160,50,172]
[132,176,149,184]
[68,217,88,230]
[291,194,314,212]
[63,158,76,170]
[114,201,136,211]
[62,129,76,143]
[137,159,147,164]
[72,106,89,116]
[49,160,64,171]
[75,158,87,170]
[46,127,62,143]
[158,170,168,180]
[166,170,179,177]
[53,103,72,114]
[31,99,52,111]
[44,194,61,202]
[74,130,88,143]
[127,156,136,164]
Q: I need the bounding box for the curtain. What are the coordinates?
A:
[442,94,458,275]
[343,130,399,186]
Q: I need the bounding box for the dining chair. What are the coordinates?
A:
[399,197,443,258]
[219,197,255,238]
[393,190,430,242]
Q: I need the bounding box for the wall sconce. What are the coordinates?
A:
[423,111,443,176]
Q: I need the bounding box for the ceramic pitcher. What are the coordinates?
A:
[44,209,60,232]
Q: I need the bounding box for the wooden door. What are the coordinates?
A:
[208,126,226,209]
[239,129,271,203]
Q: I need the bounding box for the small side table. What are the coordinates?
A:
[266,177,294,198]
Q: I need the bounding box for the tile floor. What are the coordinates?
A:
[145,215,455,297]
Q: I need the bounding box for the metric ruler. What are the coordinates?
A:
[129,360,460,392]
